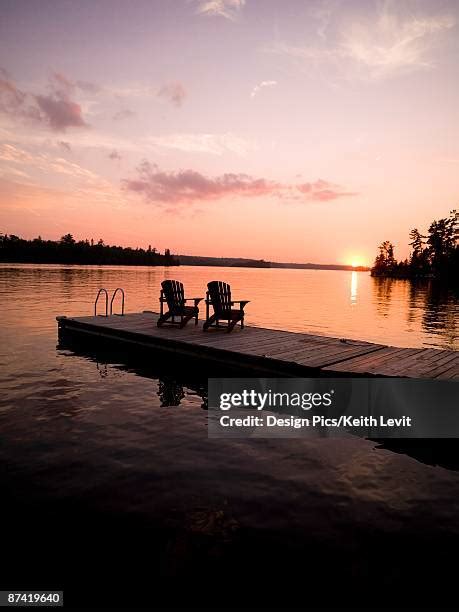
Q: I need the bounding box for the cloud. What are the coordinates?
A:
[75,80,101,94]
[0,143,124,212]
[0,69,89,131]
[108,149,121,161]
[49,72,74,98]
[50,73,101,96]
[250,80,277,98]
[268,4,456,81]
[194,0,245,21]
[295,179,358,201]
[0,143,107,186]
[113,108,136,121]
[34,95,87,131]
[340,11,455,79]
[148,132,256,156]
[0,69,25,111]
[0,70,40,122]
[123,161,357,208]
[58,141,72,152]
[157,82,186,107]
[34,72,88,131]
[0,143,40,165]
[124,161,281,205]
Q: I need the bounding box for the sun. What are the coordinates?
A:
[348,256,366,268]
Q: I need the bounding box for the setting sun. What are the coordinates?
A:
[348,256,367,268]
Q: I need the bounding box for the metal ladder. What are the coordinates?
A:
[94,288,125,317]
[110,288,125,316]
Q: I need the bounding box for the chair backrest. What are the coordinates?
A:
[162,280,184,312]
[207,281,232,317]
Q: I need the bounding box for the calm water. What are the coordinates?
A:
[0,263,458,606]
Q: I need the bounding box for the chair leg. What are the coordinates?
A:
[157,312,171,327]
[227,318,238,333]
[180,314,193,329]
[203,314,216,331]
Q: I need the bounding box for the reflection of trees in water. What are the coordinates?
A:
[372,277,458,348]
[406,279,427,328]
[372,277,394,317]
[408,279,457,348]
[421,281,457,350]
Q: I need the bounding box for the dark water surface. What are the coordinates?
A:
[1,264,458,607]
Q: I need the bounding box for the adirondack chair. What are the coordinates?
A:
[203,280,249,332]
[157,280,203,328]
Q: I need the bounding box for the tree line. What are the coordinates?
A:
[371,210,458,282]
[0,233,179,266]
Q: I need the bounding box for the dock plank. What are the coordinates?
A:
[57,312,458,380]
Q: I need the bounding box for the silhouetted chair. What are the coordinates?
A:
[203,281,249,333]
[157,280,203,328]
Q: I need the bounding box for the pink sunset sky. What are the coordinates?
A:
[1,0,458,265]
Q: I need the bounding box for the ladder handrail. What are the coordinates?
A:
[94,288,109,317]
[110,288,125,316]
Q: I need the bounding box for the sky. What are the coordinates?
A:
[0,0,458,265]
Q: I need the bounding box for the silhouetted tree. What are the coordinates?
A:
[427,210,457,276]
[409,228,428,275]
[372,241,396,275]
[372,209,458,283]
[0,232,179,267]
[60,233,76,245]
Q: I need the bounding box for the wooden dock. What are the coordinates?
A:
[57,312,458,380]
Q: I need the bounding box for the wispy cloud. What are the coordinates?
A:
[57,141,72,152]
[194,0,245,21]
[108,149,122,161]
[0,143,110,189]
[268,4,456,81]
[250,80,277,98]
[148,132,256,156]
[75,80,101,94]
[157,82,186,107]
[0,69,40,123]
[113,108,136,121]
[295,179,357,202]
[123,161,357,208]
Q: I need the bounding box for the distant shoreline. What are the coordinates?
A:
[177,255,370,272]
[0,234,370,271]
[0,259,370,272]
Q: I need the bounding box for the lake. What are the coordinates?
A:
[2,263,457,348]
[0,263,458,606]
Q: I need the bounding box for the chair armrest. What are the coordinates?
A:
[184,297,204,305]
[231,300,250,307]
